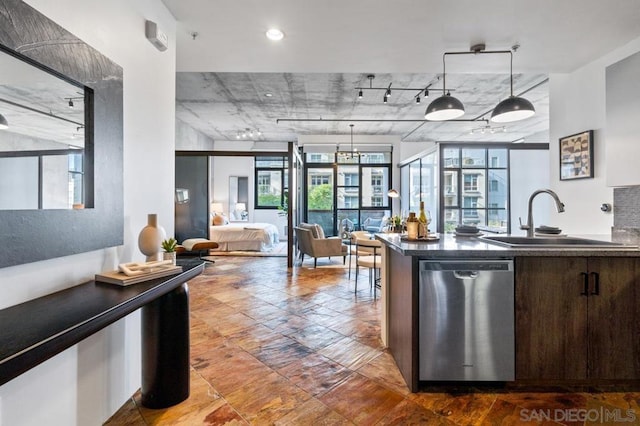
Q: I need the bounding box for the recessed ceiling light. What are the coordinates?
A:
[265,93,273,97]
[266,28,284,41]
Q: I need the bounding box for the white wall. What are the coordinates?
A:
[0,1,176,425]
[548,35,640,234]
[510,150,551,235]
[211,156,255,219]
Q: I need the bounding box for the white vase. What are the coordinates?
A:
[138,214,166,261]
[163,251,177,265]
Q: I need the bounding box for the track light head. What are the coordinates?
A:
[416,96,420,104]
[425,89,429,98]
[68,99,74,108]
[383,94,388,104]
[386,88,391,97]
[0,113,8,130]
[358,89,363,99]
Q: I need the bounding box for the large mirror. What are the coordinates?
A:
[229,176,248,221]
[0,46,91,210]
[0,0,122,268]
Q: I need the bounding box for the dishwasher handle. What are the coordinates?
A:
[453,270,479,280]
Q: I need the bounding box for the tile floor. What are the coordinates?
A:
[105,256,640,425]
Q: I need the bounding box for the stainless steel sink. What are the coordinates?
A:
[480,235,634,248]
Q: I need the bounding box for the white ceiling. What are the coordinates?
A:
[163,0,640,145]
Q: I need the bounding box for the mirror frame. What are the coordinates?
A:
[0,0,123,268]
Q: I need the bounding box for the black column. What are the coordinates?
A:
[141,283,190,408]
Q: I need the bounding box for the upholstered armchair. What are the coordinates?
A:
[362,216,387,233]
[294,223,348,268]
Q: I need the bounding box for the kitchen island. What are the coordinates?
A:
[376,233,640,391]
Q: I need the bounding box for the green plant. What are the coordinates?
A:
[161,237,177,252]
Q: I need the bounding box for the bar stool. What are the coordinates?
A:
[349,231,376,279]
[354,237,382,299]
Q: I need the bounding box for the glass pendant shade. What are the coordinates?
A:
[490,96,535,123]
[424,94,465,121]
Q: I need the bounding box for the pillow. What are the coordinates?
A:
[212,213,227,226]
[300,222,322,238]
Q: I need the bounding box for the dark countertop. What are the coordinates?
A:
[0,259,205,387]
[376,233,640,258]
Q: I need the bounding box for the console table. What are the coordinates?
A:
[0,259,204,408]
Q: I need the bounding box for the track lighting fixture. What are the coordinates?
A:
[426,44,535,123]
[355,74,440,106]
[470,123,506,135]
[65,96,84,109]
[235,128,261,140]
[0,113,8,129]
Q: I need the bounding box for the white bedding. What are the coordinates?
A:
[209,222,279,251]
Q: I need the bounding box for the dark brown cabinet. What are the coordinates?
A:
[515,256,640,381]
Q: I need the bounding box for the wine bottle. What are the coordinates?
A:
[418,201,428,237]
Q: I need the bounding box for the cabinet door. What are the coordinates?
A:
[515,257,588,380]
[587,257,640,379]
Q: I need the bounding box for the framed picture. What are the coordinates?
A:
[559,130,594,180]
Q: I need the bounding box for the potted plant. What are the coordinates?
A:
[161,237,178,265]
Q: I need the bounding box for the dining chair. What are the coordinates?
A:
[354,236,382,299]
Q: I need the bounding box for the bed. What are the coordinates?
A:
[209,223,280,251]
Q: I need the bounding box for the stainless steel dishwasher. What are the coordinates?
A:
[419,259,514,381]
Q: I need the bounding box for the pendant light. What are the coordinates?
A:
[490,50,535,123]
[349,123,356,157]
[425,54,465,121]
[0,113,8,130]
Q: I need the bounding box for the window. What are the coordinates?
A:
[255,156,287,208]
[305,150,391,236]
[311,174,330,186]
[68,152,83,207]
[442,146,508,233]
[463,174,479,191]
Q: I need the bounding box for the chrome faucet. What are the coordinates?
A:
[519,189,565,237]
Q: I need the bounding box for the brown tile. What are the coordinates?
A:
[410,390,497,425]
[224,371,313,424]
[317,336,382,370]
[203,311,258,336]
[226,323,283,352]
[356,351,411,396]
[481,398,548,425]
[273,398,351,425]
[196,348,274,395]
[319,373,404,425]
[285,323,346,350]
[134,369,233,425]
[203,403,249,425]
[103,397,145,425]
[250,335,315,370]
[377,399,457,425]
[277,353,354,397]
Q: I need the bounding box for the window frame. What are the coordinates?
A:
[254,155,288,210]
